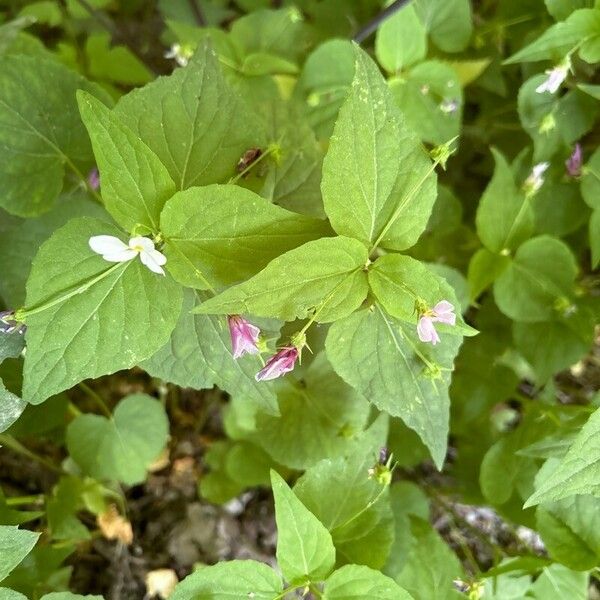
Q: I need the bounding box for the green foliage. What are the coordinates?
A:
[0,526,39,583]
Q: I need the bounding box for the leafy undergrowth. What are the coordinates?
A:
[1,1,600,599]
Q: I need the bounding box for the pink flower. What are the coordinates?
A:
[535,58,570,94]
[565,144,582,178]
[417,300,456,346]
[255,346,299,382]
[228,315,260,359]
[87,167,100,191]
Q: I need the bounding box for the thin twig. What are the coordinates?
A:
[353,0,412,43]
[187,0,206,26]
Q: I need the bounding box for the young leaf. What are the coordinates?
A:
[77,91,176,233]
[525,406,600,506]
[0,526,40,582]
[193,236,369,323]
[467,248,511,301]
[493,236,577,322]
[141,289,279,416]
[321,45,437,251]
[528,564,589,599]
[114,43,263,190]
[170,560,282,600]
[294,437,394,569]
[0,55,108,217]
[375,5,427,73]
[475,149,534,253]
[271,470,336,585]
[581,146,600,210]
[66,393,169,485]
[21,218,183,404]
[323,565,414,600]
[160,185,331,290]
[326,306,462,469]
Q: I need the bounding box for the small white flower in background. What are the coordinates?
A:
[439,98,459,114]
[164,43,193,67]
[523,162,550,197]
[145,569,178,599]
[89,235,167,276]
[535,57,571,94]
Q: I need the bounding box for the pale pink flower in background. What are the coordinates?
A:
[89,235,167,275]
[565,143,583,178]
[535,59,570,94]
[417,300,456,346]
[524,162,550,195]
[255,346,299,381]
[228,315,261,359]
[87,167,100,191]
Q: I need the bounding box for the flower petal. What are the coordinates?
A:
[89,235,129,256]
[102,249,138,262]
[417,316,440,345]
[433,300,456,325]
[139,249,166,275]
[128,236,155,253]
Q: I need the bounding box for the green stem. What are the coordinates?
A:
[334,483,389,532]
[79,382,112,418]
[0,434,65,475]
[5,494,45,506]
[63,154,103,205]
[15,262,125,322]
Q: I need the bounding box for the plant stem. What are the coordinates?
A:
[187,0,206,26]
[79,382,112,418]
[5,494,45,506]
[0,434,65,475]
[353,0,412,43]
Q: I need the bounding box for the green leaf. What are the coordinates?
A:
[493,236,578,322]
[326,306,462,469]
[546,0,595,21]
[413,0,472,52]
[389,61,463,146]
[271,470,336,585]
[114,43,263,190]
[475,149,533,253]
[160,184,331,290]
[590,209,600,268]
[66,393,169,485]
[141,289,279,416]
[323,565,414,599]
[294,440,394,569]
[392,518,463,600]
[368,254,475,335]
[525,407,600,506]
[294,39,355,140]
[77,91,176,233]
[467,248,511,301]
[0,191,109,307]
[46,476,93,542]
[41,595,102,600]
[505,8,600,63]
[0,526,39,582]
[581,146,600,210]
[0,381,26,434]
[513,314,594,383]
[170,560,282,600]
[0,589,27,600]
[321,45,437,251]
[21,217,183,404]
[528,564,589,599]
[537,493,600,570]
[251,353,370,470]
[0,55,108,217]
[193,236,369,323]
[375,5,427,72]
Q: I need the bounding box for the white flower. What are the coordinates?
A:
[164,43,192,67]
[523,162,550,196]
[89,235,167,276]
[535,58,570,94]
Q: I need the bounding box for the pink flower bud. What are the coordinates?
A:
[255,346,299,382]
[228,315,260,359]
[87,167,100,191]
[565,143,582,178]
